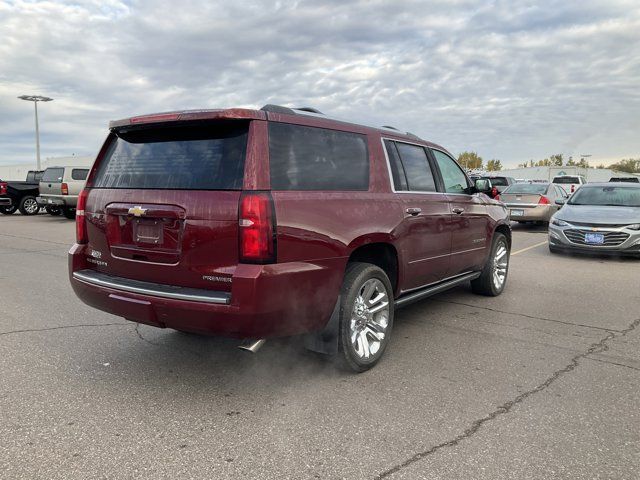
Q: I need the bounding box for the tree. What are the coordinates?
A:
[486,159,503,171]
[457,151,483,169]
[566,156,577,166]
[608,158,640,173]
[577,157,590,168]
[596,164,606,169]
[549,154,563,166]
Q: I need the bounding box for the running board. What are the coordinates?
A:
[395,272,481,309]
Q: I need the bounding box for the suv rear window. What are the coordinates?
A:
[93,122,248,190]
[553,176,580,184]
[71,169,89,181]
[42,168,64,183]
[269,123,369,191]
[481,176,508,186]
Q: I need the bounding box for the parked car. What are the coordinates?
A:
[552,174,586,195]
[549,183,640,256]
[609,176,639,183]
[69,105,511,372]
[37,166,90,219]
[478,176,516,194]
[0,170,44,215]
[501,182,568,224]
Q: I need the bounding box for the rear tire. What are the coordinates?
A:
[471,232,510,296]
[18,196,39,215]
[337,262,394,373]
[0,205,17,215]
[62,207,76,219]
[45,205,61,216]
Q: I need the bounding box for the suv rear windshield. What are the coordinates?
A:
[93,122,248,190]
[553,176,580,184]
[42,168,64,183]
[269,123,369,191]
[481,176,508,186]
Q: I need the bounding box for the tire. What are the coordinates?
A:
[0,205,17,215]
[471,232,510,296]
[337,262,394,372]
[549,244,561,254]
[18,196,40,215]
[62,207,76,219]
[45,205,61,216]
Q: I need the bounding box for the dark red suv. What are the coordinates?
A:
[69,105,511,371]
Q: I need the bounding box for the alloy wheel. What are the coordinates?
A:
[349,278,390,360]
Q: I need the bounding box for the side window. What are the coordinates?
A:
[432,150,469,194]
[71,169,89,181]
[269,123,369,191]
[383,140,436,192]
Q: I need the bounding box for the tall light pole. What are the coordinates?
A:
[18,95,53,171]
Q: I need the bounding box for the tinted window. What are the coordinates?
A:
[42,168,64,183]
[71,169,89,181]
[384,140,408,191]
[432,150,469,194]
[568,185,640,207]
[269,123,369,190]
[553,176,580,184]
[503,183,549,195]
[93,122,248,190]
[394,142,436,192]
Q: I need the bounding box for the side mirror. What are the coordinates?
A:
[555,198,566,206]
[475,179,491,193]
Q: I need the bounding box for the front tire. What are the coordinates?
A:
[0,205,17,215]
[471,232,510,296]
[18,196,39,215]
[338,262,394,372]
[45,205,61,216]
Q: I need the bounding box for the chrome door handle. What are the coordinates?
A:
[406,207,422,216]
[452,207,465,214]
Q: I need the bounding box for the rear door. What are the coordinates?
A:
[431,149,491,276]
[83,120,251,293]
[40,167,64,196]
[383,139,451,289]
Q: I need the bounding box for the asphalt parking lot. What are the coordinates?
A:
[1,214,639,479]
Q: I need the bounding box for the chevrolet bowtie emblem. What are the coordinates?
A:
[128,206,147,217]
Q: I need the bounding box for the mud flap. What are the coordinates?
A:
[303,296,340,355]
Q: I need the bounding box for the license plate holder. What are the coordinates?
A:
[510,209,524,217]
[134,220,163,245]
[584,232,604,244]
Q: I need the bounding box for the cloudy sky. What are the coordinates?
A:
[1,0,639,168]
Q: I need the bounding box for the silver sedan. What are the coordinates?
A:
[548,183,640,257]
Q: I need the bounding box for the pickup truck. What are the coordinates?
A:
[37,166,90,219]
[0,170,44,215]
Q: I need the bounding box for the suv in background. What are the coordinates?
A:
[38,166,90,219]
[69,105,511,372]
[478,176,516,198]
[552,174,586,195]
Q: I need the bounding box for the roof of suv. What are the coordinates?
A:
[108,105,449,154]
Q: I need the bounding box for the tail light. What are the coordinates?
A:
[491,187,498,198]
[239,192,276,263]
[538,195,551,205]
[571,184,575,193]
[0,182,6,196]
[61,183,69,195]
[76,189,88,244]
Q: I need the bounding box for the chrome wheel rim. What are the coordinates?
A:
[493,240,509,289]
[23,198,38,214]
[349,278,390,360]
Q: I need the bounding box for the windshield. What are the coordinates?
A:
[503,184,548,195]
[553,176,580,184]
[568,186,640,207]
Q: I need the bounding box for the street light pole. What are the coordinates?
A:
[18,95,53,171]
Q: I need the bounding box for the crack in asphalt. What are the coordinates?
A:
[134,323,162,346]
[583,356,640,372]
[0,322,129,337]
[435,299,620,333]
[374,318,640,479]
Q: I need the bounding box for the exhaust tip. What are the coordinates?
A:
[238,339,266,353]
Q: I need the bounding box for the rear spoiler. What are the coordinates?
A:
[109,108,266,129]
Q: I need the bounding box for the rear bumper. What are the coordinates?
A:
[507,204,554,222]
[0,197,11,206]
[69,244,345,338]
[37,195,77,207]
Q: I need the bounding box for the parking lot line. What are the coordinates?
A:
[512,240,547,256]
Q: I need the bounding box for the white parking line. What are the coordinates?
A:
[512,240,548,256]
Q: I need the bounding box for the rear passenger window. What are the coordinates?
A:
[269,123,369,191]
[384,140,436,192]
[71,169,89,181]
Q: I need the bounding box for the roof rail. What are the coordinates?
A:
[260,104,295,114]
[405,132,422,141]
[296,107,323,114]
[381,125,399,130]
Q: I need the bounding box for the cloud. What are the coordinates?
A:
[1,0,639,167]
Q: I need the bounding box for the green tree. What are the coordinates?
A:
[566,156,577,166]
[486,159,503,171]
[577,157,590,168]
[457,151,483,169]
[596,164,606,169]
[549,154,563,166]
[608,158,640,173]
